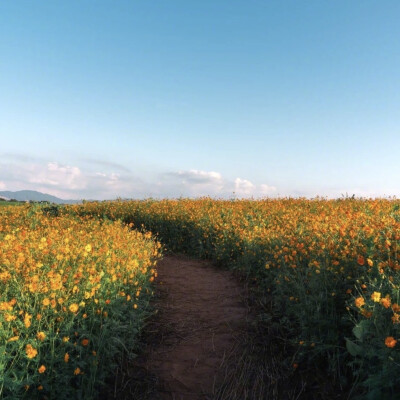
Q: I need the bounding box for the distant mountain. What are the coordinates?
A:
[0,190,81,204]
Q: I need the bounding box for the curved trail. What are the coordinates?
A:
[140,254,249,400]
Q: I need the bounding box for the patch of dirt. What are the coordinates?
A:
[136,254,249,400]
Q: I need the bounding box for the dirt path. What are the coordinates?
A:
[139,254,249,400]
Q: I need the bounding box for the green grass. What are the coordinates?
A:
[0,201,24,207]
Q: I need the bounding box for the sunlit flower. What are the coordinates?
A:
[371,292,381,303]
[69,303,79,313]
[42,298,50,306]
[25,344,38,359]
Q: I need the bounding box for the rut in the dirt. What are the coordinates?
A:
[138,254,249,400]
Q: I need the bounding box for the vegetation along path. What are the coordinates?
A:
[137,254,249,400]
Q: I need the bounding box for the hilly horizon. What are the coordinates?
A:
[0,190,81,204]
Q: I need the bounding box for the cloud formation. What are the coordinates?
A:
[0,155,277,200]
[157,170,276,198]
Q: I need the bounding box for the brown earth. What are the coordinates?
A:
[137,254,249,400]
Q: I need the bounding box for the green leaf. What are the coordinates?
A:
[345,337,363,356]
[352,320,370,340]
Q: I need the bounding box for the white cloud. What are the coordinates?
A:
[156,170,276,199]
[177,169,223,184]
[29,162,85,189]
[233,178,277,198]
[234,178,255,196]
[0,155,277,200]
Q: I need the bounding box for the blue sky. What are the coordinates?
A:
[1,1,399,199]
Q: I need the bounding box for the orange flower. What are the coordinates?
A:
[361,309,373,318]
[38,365,46,374]
[357,255,365,266]
[385,336,397,348]
[36,331,46,341]
[393,303,400,312]
[81,339,89,346]
[355,297,365,308]
[74,367,81,375]
[64,352,70,363]
[381,296,391,309]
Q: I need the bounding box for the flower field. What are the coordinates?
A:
[0,205,160,399]
[70,198,400,397]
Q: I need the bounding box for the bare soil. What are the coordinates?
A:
[137,254,249,400]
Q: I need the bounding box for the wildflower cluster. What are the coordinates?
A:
[70,197,400,395]
[0,205,161,399]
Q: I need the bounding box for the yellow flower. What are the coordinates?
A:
[24,313,32,328]
[69,303,79,313]
[25,344,38,359]
[85,244,92,252]
[42,298,50,306]
[36,331,46,341]
[371,292,381,303]
[4,313,16,322]
[7,335,19,342]
[38,365,46,374]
